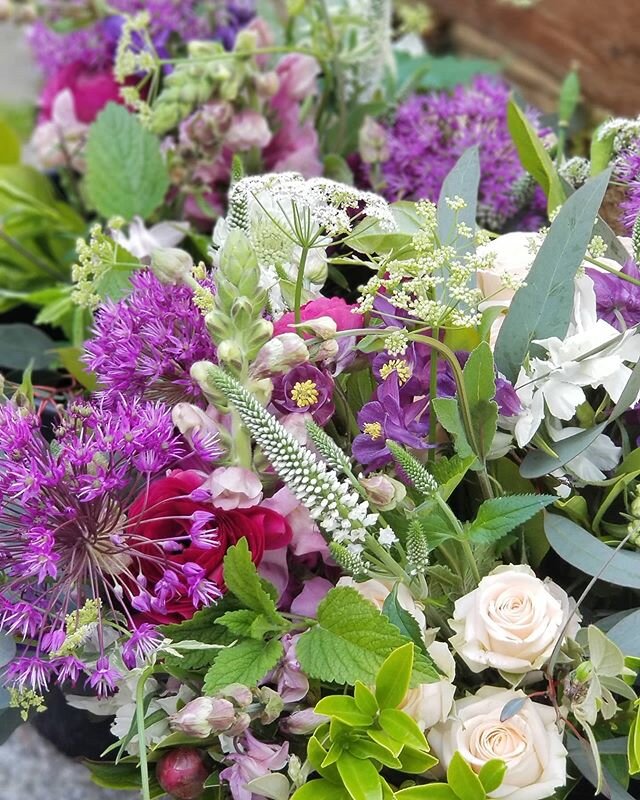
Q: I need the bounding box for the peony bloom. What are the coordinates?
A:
[449,565,579,676]
[399,641,456,730]
[428,687,567,800]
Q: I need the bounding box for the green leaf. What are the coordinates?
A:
[296,588,439,687]
[203,638,283,694]
[587,625,625,676]
[308,735,342,783]
[223,539,283,624]
[395,787,457,800]
[217,609,260,638]
[0,323,58,370]
[375,643,413,710]
[57,346,97,391]
[507,98,565,212]
[447,751,486,800]
[629,707,640,775]
[291,780,349,800]
[159,598,238,670]
[462,342,498,462]
[336,752,382,800]
[323,154,354,184]
[347,739,402,770]
[466,494,556,545]
[0,632,16,669]
[437,146,479,255]
[85,103,169,220]
[432,398,474,460]
[315,696,374,727]
[591,124,617,176]
[396,746,439,774]
[494,168,611,382]
[544,513,640,589]
[0,119,20,164]
[558,69,581,126]
[378,709,429,752]
[428,455,476,501]
[349,201,422,257]
[478,760,507,794]
[354,682,379,716]
[382,586,429,657]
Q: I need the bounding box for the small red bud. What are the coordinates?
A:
[156,747,209,800]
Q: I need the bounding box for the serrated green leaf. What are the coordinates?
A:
[382,588,428,657]
[85,103,169,220]
[466,494,556,546]
[217,609,259,638]
[494,168,611,382]
[203,638,283,694]
[223,539,283,624]
[429,454,475,501]
[375,643,413,710]
[296,588,439,687]
[159,598,238,670]
[447,751,486,800]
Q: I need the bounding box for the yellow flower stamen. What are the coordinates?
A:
[379,358,412,385]
[363,422,383,440]
[290,380,319,408]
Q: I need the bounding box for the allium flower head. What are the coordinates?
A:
[84,269,216,406]
[0,397,184,693]
[378,76,549,230]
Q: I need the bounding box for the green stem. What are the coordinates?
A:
[293,246,310,325]
[428,327,440,459]
[365,533,412,584]
[585,255,640,287]
[433,493,481,586]
[0,227,67,282]
[135,666,155,800]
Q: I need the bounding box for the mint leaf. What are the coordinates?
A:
[160,597,238,670]
[428,454,475,500]
[467,494,556,545]
[217,609,259,638]
[382,586,428,657]
[223,539,284,625]
[85,103,169,220]
[296,588,439,686]
[203,638,283,694]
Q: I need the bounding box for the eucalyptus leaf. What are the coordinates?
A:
[437,146,480,255]
[606,610,640,657]
[0,323,58,370]
[0,631,16,668]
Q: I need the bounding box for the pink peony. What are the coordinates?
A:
[39,62,123,125]
[273,297,363,338]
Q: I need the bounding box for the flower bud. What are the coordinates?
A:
[254,71,280,98]
[360,474,407,511]
[311,340,339,362]
[156,748,209,800]
[219,683,253,707]
[170,697,218,738]
[216,340,244,367]
[151,248,194,284]
[252,334,310,377]
[280,708,328,735]
[299,316,337,340]
[359,116,390,164]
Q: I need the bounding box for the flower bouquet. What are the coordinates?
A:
[1,3,640,800]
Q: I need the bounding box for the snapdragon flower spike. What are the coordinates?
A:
[202,365,379,560]
[0,397,190,693]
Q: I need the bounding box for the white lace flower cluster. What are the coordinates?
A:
[214,172,395,315]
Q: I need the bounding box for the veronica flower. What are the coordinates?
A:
[84,269,216,406]
[0,397,187,694]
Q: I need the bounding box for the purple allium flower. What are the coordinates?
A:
[84,270,216,406]
[378,76,549,231]
[0,397,185,694]
[27,18,120,73]
[587,260,640,329]
[86,656,121,699]
[122,623,163,669]
[352,374,429,470]
[271,364,335,426]
[618,147,640,233]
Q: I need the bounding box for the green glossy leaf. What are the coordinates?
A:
[203,637,283,694]
[466,494,556,546]
[367,729,403,757]
[395,786,457,800]
[591,124,617,176]
[507,98,565,212]
[478,760,507,794]
[354,682,379,716]
[315,696,373,727]
[629,708,640,775]
[544,513,640,588]
[308,736,342,783]
[447,751,486,800]
[375,643,414,710]
[494,168,611,382]
[347,739,402,769]
[337,752,382,800]
[85,103,169,220]
[378,709,429,752]
[0,323,58,370]
[291,779,349,800]
[396,746,439,774]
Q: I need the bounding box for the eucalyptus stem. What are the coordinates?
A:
[293,246,310,325]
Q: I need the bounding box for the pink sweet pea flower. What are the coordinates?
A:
[271,54,320,112]
[205,467,264,510]
[220,732,289,800]
[270,633,309,702]
[290,577,333,618]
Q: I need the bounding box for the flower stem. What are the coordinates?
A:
[428,327,440,460]
[294,246,310,325]
[135,666,156,800]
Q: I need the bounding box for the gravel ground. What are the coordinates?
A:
[0,726,139,800]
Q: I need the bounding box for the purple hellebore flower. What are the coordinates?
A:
[587,260,640,330]
[271,364,335,426]
[352,374,429,470]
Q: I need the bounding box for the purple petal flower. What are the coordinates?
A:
[587,260,640,329]
[122,624,163,669]
[86,656,121,699]
[271,364,335,426]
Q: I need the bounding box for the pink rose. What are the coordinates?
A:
[205,467,263,510]
[40,62,123,125]
[225,110,272,151]
[273,297,363,338]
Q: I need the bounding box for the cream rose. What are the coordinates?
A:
[449,565,578,675]
[428,687,567,800]
[337,577,426,633]
[398,641,456,730]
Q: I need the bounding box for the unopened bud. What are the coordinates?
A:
[151,248,194,284]
[257,686,284,724]
[574,661,594,683]
[219,683,253,707]
[299,316,337,340]
[310,339,339,362]
[280,708,328,736]
[170,697,218,738]
[254,71,280,97]
[252,334,309,377]
[359,116,390,164]
[217,340,244,366]
[156,747,208,800]
[360,474,406,511]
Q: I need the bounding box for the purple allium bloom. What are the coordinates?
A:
[587,260,640,329]
[353,374,429,471]
[87,656,121,699]
[122,623,163,669]
[378,76,549,231]
[27,18,120,73]
[618,147,640,233]
[0,397,184,694]
[271,364,335,426]
[84,270,216,406]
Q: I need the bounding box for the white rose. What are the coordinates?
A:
[449,565,578,675]
[428,687,567,800]
[337,577,426,633]
[398,642,456,730]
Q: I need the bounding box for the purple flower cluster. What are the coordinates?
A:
[619,147,640,233]
[84,270,216,406]
[378,76,548,230]
[0,398,183,694]
[588,260,640,329]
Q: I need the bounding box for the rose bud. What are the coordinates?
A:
[156,748,209,800]
[151,248,194,284]
[252,334,310,377]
